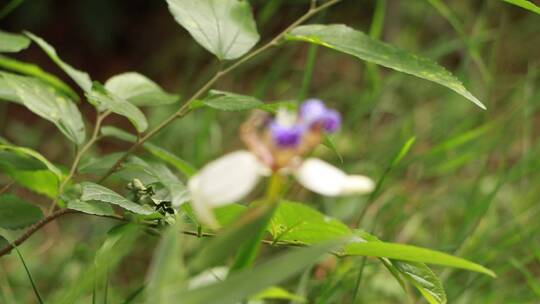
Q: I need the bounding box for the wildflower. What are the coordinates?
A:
[187,99,374,227]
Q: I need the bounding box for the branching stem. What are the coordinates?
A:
[2,0,343,258]
[0,181,14,195]
[97,0,342,183]
[47,110,111,214]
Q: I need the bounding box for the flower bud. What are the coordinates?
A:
[300,99,327,127]
[322,109,341,133]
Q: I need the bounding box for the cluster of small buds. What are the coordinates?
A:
[269,99,342,149]
[240,99,342,171]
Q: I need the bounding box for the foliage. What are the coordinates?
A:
[1,0,537,303]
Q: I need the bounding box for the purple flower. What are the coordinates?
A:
[269,121,304,148]
[322,109,341,133]
[299,99,342,133]
[300,99,327,126]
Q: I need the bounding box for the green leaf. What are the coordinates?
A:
[171,240,343,304]
[62,185,116,216]
[267,202,477,302]
[67,199,115,217]
[145,161,189,207]
[0,144,63,197]
[345,241,495,277]
[356,230,446,304]
[0,74,21,103]
[25,32,93,92]
[1,72,86,144]
[188,203,276,275]
[105,72,179,106]
[252,286,306,302]
[0,235,7,249]
[230,203,278,271]
[55,224,140,304]
[101,125,137,142]
[0,148,47,171]
[0,30,30,53]
[166,0,259,60]
[80,182,153,215]
[0,54,79,100]
[393,261,447,304]
[214,204,247,227]
[181,203,247,229]
[0,194,43,229]
[78,152,124,175]
[286,24,486,109]
[143,144,197,178]
[322,135,343,163]
[118,156,189,207]
[0,143,63,179]
[101,126,197,177]
[502,0,540,14]
[113,157,158,184]
[86,82,148,132]
[391,136,416,167]
[145,220,186,303]
[362,136,416,212]
[269,201,351,244]
[203,90,263,111]
[12,245,44,303]
[257,101,298,113]
[4,170,59,198]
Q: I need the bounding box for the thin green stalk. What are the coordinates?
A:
[0,0,25,20]
[355,137,416,227]
[364,0,386,96]
[0,181,14,195]
[0,207,309,259]
[230,173,284,271]
[13,245,44,304]
[0,55,78,100]
[298,44,318,100]
[351,256,367,303]
[98,0,343,183]
[121,286,145,304]
[0,209,124,257]
[92,265,96,304]
[426,0,490,82]
[48,110,111,214]
[103,269,109,304]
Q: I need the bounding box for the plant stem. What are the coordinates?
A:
[97,0,342,183]
[230,173,284,271]
[0,181,14,195]
[0,205,301,258]
[47,110,110,214]
[1,0,344,259]
[0,0,25,20]
[13,245,44,304]
[0,209,124,257]
[0,209,75,257]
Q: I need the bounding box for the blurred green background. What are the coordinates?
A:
[1,0,539,302]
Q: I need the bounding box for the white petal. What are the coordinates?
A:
[294,158,374,196]
[188,267,229,289]
[190,150,263,207]
[341,175,375,195]
[294,158,348,196]
[188,175,219,228]
[187,151,265,228]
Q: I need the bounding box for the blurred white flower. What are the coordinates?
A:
[186,99,374,228]
[188,150,374,228]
